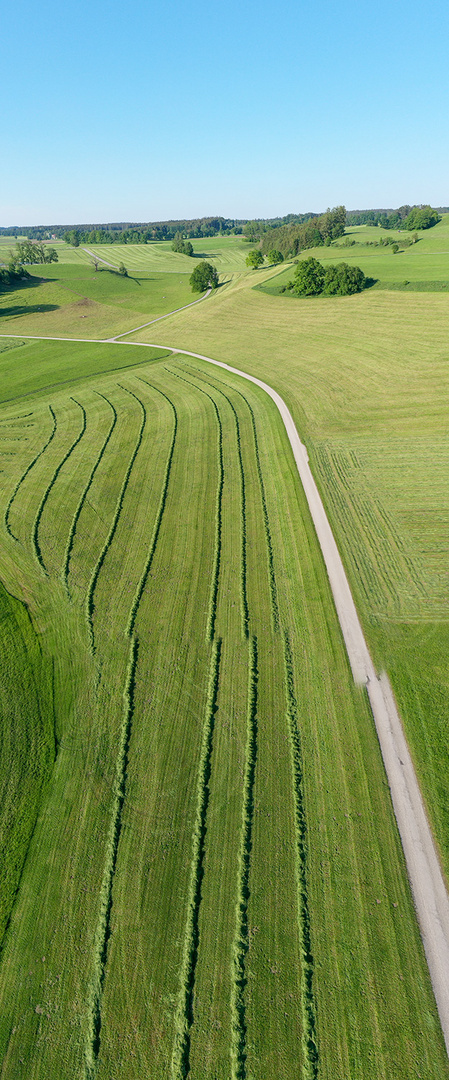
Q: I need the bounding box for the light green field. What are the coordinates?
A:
[0,336,446,1079]
[51,234,250,273]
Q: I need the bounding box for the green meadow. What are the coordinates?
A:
[1,223,449,1077]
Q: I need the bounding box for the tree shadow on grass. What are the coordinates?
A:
[0,304,59,318]
[364,277,378,289]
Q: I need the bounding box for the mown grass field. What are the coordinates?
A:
[48,234,251,273]
[130,269,449,889]
[0,333,447,1079]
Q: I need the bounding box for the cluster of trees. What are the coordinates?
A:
[0,217,246,247]
[172,232,194,256]
[189,262,219,292]
[284,257,368,297]
[258,207,347,260]
[11,241,58,264]
[346,205,441,230]
[245,249,283,269]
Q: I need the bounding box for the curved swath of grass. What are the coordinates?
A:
[62,392,117,597]
[231,635,258,1080]
[85,385,147,653]
[183,364,280,631]
[126,378,178,637]
[33,398,86,573]
[4,404,57,541]
[171,638,222,1080]
[283,630,318,1080]
[183,362,250,638]
[85,635,139,1079]
[165,367,224,641]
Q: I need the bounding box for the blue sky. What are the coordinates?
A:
[2,0,449,225]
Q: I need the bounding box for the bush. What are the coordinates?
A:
[291,257,325,296]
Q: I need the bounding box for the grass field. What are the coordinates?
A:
[2,223,449,1077]
[0,336,447,1078]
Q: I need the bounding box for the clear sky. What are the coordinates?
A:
[2,0,449,226]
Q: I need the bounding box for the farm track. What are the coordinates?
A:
[4,404,57,540]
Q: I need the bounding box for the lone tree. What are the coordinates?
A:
[291,257,325,296]
[246,249,264,269]
[189,261,219,292]
[267,249,283,265]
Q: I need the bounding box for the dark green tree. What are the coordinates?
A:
[189,261,219,292]
[323,262,366,295]
[291,257,325,295]
[267,249,283,264]
[246,249,264,269]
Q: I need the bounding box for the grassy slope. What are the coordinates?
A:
[259,212,449,291]
[0,343,446,1079]
[127,277,449,884]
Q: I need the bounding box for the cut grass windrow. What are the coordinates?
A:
[171,638,222,1080]
[85,386,146,652]
[165,368,223,641]
[126,379,177,637]
[203,373,279,631]
[4,404,57,541]
[231,635,258,1080]
[183,363,249,638]
[84,635,139,1080]
[32,398,86,573]
[283,630,318,1080]
[62,393,117,596]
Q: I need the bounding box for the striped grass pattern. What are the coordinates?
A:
[4,404,57,541]
[84,636,139,1080]
[283,630,318,1080]
[62,393,117,596]
[32,399,87,573]
[85,387,146,652]
[171,638,222,1080]
[230,635,258,1080]
[126,379,177,637]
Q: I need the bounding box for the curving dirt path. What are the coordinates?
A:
[2,325,449,1052]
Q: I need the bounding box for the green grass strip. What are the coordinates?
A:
[126,378,178,637]
[63,392,117,597]
[85,385,146,653]
[231,635,258,1080]
[165,367,223,641]
[171,638,222,1080]
[84,635,139,1079]
[32,398,86,573]
[183,363,250,638]
[4,403,57,540]
[283,630,318,1080]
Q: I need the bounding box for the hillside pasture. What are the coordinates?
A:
[0,340,446,1077]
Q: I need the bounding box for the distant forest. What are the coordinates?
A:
[0,205,446,255]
